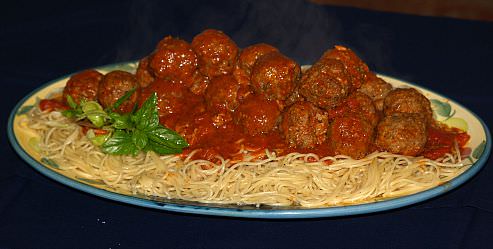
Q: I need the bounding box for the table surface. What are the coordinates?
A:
[2,1,493,248]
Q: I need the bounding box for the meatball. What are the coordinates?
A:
[204,74,241,114]
[280,101,329,149]
[374,113,428,156]
[383,88,433,123]
[328,115,374,159]
[175,111,216,147]
[328,92,379,127]
[139,79,191,124]
[191,29,239,78]
[189,70,210,96]
[251,52,301,101]
[358,74,393,111]
[149,36,197,86]
[299,59,351,110]
[284,87,305,107]
[321,45,370,91]
[98,70,139,113]
[234,94,281,136]
[237,43,279,75]
[63,69,103,105]
[135,56,155,88]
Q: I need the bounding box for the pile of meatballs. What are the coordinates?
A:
[62,29,434,160]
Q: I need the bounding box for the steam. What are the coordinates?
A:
[111,0,391,72]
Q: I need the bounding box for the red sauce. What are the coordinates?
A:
[422,124,470,160]
[39,99,69,112]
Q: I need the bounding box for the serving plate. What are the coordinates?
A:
[8,62,491,219]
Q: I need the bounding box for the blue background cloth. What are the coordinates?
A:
[2,1,493,248]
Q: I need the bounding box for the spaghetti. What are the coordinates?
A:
[21,105,471,208]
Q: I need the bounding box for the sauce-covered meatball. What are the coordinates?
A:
[139,79,193,128]
[328,115,374,159]
[175,111,216,147]
[280,101,329,149]
[238,43,279,74]
[191,29,239,78]
[383,88,433,123]
[189,70,210,96]
[251,52,301,102]
[374,113,428,156]
[358,74,393,111]
[204,74,241,114]
[299,59,351,110]
[135,56,155,88]
[149,36,197,86]
[328,92,379,127]
[98,70,139,113]
[321,45,370,91]
[63,69,103,104]
[234,94,281,136]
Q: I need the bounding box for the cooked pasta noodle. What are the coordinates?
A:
[21,106,472,208]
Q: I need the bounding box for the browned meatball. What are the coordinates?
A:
[328,114,374,159]
[280,101,329,149]
[149,36,198,87]
[299,59,351,110]
[328,92,379,127]
[175,111,216,147]
[98,70,139,113]
[358,74,393,111]
[204,74,241,114]
[238,43,279,75]
[63,69,103,104]
[251,52,301,101]
[135,56,155,88]
[321,45,370,91]
[234,94,281,136]
[374,113,428,156]
[284,86,305,107]
[189,70,210,96]
[139,79,190,121]
[191,29,239,78]
[383,88,433,123]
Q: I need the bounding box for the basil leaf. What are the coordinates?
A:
[86,129,110,146]
[66,95,78,109]
[62,109,78,118]
[101,130,139,155]
[145,140,183,154]
[146,126,189,149]
[108,87,137,112]
[133,92,159,130]
[109,112,133,130]
[132,129,148,150]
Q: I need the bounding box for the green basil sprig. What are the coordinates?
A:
[62,91,188,156]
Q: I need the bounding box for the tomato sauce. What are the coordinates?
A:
[39,99,69,112]
[423,124,470,160]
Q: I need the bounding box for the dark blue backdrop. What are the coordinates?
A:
[2,1,493,248]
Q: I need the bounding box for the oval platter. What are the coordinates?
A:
[8,62,491,219]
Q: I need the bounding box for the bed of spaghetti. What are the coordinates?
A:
[20,106,472,208]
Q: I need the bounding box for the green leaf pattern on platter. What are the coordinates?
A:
[17,105,34,115]
[431,98,468,131]
[75,177,104,185]
[431,99,451,117]
[472,140,486,159]
[41,157,60,169]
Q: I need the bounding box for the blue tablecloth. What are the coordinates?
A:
[2,1,493,248]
